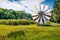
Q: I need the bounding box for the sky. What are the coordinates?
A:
[42,0,54,9]
[0,0,54,15]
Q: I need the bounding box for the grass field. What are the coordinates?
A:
[0,23,60,40]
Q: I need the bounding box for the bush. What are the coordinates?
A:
[0,19,35,25]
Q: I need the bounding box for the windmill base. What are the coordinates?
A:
[37,23,51,26]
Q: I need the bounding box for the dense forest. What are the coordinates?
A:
[0,8,32,20]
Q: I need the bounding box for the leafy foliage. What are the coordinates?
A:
[0,8,32,19]
[51,0,60,23]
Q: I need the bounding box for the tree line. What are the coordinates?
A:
[0,8,32,19]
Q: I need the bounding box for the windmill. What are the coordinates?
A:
[20,2,51,25]
[32,4,51,25]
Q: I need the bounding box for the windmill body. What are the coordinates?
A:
[32,4,51,25]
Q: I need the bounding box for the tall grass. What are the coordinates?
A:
[0,24,60,40]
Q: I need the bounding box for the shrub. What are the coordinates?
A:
[0,19,35,25]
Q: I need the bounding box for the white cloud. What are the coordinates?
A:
[0,1,24,10]
[0,0,45,12]
[20,0,45,14]
[0,0,8,2]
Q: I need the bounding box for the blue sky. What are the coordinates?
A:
[0,0,54,14]
[41,0,54,9]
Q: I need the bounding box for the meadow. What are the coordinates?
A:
[0,22,60,40]
[0,0,60,40]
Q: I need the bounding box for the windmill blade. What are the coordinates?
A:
[35,6,39,12]
[43,5,45,11]
[34,16,39,21]
[38,16,41,23]
[44,16,48,21]
[44,12,51,16]
[45,12,51,14]
[32,15,38,17]
[44,14,51,17]
[42,16,44,24]
[44,8,50,12]
[39,4,41,11]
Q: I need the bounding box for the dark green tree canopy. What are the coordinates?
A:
[0,8,32,20]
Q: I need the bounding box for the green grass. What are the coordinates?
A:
[0,23,60,40]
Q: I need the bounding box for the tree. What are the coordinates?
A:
[51,0,60,23]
